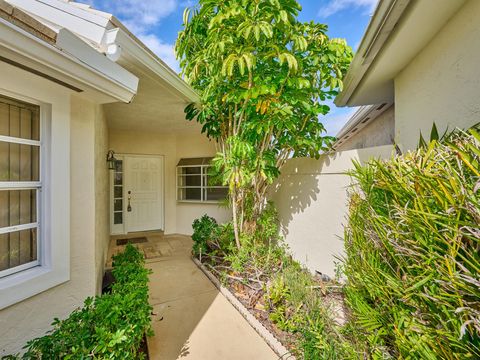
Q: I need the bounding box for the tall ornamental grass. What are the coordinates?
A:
[344,126,480,359]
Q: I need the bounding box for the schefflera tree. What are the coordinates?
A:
[176,0,352,248]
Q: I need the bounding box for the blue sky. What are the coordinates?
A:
[81,0,378,135]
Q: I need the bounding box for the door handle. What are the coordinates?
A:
[127,190,132,212]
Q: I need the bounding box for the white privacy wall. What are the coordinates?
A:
[270,145,393,277]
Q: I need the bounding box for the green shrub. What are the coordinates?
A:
[19,244,152,359]
[344,126,480,358]
[225,202,286,273]
[255,201,281,244]
[191,214,219,256]
[299,308,360,360]
[264,263,361,359]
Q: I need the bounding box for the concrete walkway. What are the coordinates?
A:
[108,232,278,360]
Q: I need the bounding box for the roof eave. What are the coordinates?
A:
[333,102,393,149]
[0,17,138,103]
[335,0,411,107]
[106,22,200,104]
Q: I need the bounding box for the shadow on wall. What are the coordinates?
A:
[270,152,341,240]
[271,166,319,240]
[269,146,395,276]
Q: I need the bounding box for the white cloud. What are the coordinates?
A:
[138,34,180,72]
[98,0,177,26]
[80,0,181,72]
[318,0,378,18]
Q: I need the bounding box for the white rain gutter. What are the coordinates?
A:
[0,17,138,102]
[104,25,200,103]
[335,0,411,107]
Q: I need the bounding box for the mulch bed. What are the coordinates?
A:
[222,274,299,352]
[200,255,346,355]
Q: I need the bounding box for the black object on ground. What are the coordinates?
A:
[116,237,148,246]
[102,269,115,294]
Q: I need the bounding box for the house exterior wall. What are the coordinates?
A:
[336,106,395,151]
[0,65,101,354]
[395,0,480,151]
[175,133,231,235]
[108,130,231,235]
[270,145,394,276]
[70,95,97,296]
[93,102,109,294]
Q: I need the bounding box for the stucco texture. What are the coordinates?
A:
[94,101,109,294]
[270,145,394,276]
[395,0,480,151]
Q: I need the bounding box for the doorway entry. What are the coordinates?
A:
[110,154,164,234]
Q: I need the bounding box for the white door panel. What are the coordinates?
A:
[125,156,163,232]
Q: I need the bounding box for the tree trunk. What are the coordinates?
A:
[231,188,241,249]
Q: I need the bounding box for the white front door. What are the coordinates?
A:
[124,155,164,232]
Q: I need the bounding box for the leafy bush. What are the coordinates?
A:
[224,202,286,272]
[18,244,152,359]
[344,126,480,358]
[254,201,281,244]
[191,214,219,256]
[264,264,360,359]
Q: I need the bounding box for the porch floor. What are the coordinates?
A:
[107,231,277,360]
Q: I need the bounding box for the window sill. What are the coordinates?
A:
[0,264,69,310]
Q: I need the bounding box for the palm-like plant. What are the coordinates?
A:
[344,125,480,358]
[176,0,352,246]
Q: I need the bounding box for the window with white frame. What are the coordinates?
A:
[0,95,41,278]
[177,157,228,202]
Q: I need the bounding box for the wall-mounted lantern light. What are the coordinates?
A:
[106,150,116,170]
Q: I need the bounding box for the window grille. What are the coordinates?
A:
[0,95,41,278]
[176,158,228,202]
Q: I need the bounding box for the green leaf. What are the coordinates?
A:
[259,22,273,38]
[254,24,261,41]
[183,7,191,25]
[430,122,439,142]
[237,56,245,75]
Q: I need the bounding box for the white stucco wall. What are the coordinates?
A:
[93,101,110,294]
[0,68,100,354]
[395,0,480,151]
[336,106,395,151]
[108,130,231,235]
[70,95,97,296]
[270,145,394,277]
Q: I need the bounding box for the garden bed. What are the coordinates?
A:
[190,210,357,359]
[189,125,480,359]
[194,251,348,358]
[193,258,294,358]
